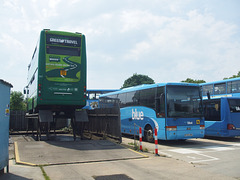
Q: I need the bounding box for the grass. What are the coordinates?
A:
[39,165,51,180]
[128,142,149,152]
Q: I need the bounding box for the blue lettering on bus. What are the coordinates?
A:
[132,109,144,120]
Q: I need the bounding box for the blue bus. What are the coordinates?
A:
[200,77,240,100]
[99,83,204,141]
[83,89,118,109]
[203,97,240,137]
[200,77,240,137]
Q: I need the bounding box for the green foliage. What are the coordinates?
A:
[181,78,206,84]
[121,73,155,89]
[223,71,240,80]
[39,166,51,180]
[10,91,26,110]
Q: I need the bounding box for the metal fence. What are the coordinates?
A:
[10,108,121,142]
[10,111,27,131]
[9,110,68,131]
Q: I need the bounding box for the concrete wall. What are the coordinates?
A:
[0,80,12,172]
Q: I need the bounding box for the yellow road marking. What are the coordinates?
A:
[14,142,37,166]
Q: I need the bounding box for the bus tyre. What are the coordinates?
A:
[145,126,154,142]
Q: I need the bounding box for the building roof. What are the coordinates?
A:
[0,79,13,88]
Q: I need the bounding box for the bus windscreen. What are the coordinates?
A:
[167,86,202,118]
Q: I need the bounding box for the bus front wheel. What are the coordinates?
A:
[144,125,154,142]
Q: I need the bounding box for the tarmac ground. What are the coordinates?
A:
[0,134,236,180]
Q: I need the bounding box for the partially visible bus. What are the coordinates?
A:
[203,97,240,137]
[84,89,118,109]
[100,83,204,141]
[200,77,240,100]
[24,29,87,115]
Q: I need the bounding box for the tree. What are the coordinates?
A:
[181,78,206,84]
[10,91,26,110]
[223,71,240,80]
[121,73,155,89]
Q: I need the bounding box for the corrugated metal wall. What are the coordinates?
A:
[0,80,12,173]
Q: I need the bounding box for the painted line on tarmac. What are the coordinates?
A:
[202,146,235,152]
[164,148,219,163]
[118,141,149,158]
[158,151,172,158]
[14,141,148,167]
[190,153,219,163]
[14,142,38,167]
[127,148,149,158]
[230,143,240,147]
[169,148,200,154]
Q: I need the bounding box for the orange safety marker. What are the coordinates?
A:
[139,127,142,151]
[154,127,159,156]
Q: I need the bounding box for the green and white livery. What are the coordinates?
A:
[25,29,87,113]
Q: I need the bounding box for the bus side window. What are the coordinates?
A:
[227,80,240,94]
[156,87,165,117]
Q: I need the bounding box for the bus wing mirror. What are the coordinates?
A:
[24,88,29,95]
[207,92,210,100]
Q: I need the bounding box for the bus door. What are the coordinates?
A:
[155,87,166,139]
[203,99,221,136]
[225,98,240,133]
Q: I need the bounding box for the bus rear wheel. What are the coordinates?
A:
[144,125,154,142]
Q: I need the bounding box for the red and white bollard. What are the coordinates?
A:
[139,127,143,151]
[154,127,159,156]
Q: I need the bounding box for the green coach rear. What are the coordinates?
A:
[25,29,87,113]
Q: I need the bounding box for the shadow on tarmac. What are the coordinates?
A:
[204,136,240,142]
[123,133,240,148]
[29,134,125,151]
[1,173,31,180]
[159,136,240,148]
[16,136,145,166]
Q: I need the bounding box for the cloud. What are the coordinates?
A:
[0,0,239,91]
[0,33,24,48]
[87,7,239,85]
[48,0,61,9]
[116,9,239,83]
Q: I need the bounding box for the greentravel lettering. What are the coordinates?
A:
[50,38,78,45]
[132,109,144,120]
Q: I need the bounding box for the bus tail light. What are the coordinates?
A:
[38,84,41,97]
[227,124,236,130]
[166,126,177,131]
[200,125,205,129]
[84,86,86,98]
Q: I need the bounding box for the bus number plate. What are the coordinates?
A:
[184,134,193,137]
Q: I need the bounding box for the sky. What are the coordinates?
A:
[0,0,240,92]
